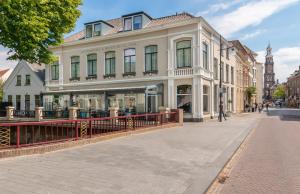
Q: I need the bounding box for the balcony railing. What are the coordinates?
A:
[0,112,178,150]
[174,68,193,76]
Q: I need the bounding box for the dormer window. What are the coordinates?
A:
[94,23,101,36]
[124,17,132,31]
[86,25,93,38]
[133,15,142,30]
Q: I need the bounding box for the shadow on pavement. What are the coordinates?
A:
[265,108,300,121]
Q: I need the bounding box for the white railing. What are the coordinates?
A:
[174,68,193,76]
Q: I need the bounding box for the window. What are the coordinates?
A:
[176,40,192,68]
[226,48,230,60]
[71,56,80,79]
[133,15,142,30]
[124,17,132,31]
[221,62,224,82]
[203,85,209,112]
[86,25,93,38]
[16,95,21,110]
[203,42,208,70]
[87,54,97,77]
[105,51,116,76]
[124,49,136,74]
[25,95,30,111]
[231,67,234,84]
[177,85,192,113]
[35,95,41,107]
[51,61,59,80]
[8,95,12,106]
[213,58,218,80]
[94,23,101,36]
[16,75,21,86]
[145,45,158,73]
[25,75,30,85]
[226,64,229,83]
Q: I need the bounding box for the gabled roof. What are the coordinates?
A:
[64,12,195,43]
[0,69,9,78]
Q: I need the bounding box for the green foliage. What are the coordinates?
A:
[0,0,81,64]
[272,85,285,99]
[246,86,256,103]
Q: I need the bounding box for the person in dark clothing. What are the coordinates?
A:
[219,102,227,121]
[266,103,269,112]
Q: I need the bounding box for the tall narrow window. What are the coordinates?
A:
[231,67,234,84]
[25,95,30,111]
[16,95,21,110]
[71,56,80,80]
[87,54,97,77]
[86,25,93,38]
[124,17,132,31]
[226,64,229,83]
[133,15,142,30]
[226,48,230,59]
[16,75,21,86]
[203,86,209,112]
[105,51,116,76]
[8,95,12,106]
[176,40,191,68]
[35,95,41,107]
[203,42,208,70]
[145,45,158,73]
[213,58,218,79]
[51,61,59,80]
[177,85,192,113]
[25,75,31,85]
[124,49,136,75]
[94,23,101,36]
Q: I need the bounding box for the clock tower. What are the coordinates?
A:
[264,43,275,99]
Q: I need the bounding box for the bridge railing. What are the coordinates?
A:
[0,112,179,150]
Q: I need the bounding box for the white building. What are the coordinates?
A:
[3,60,45,110]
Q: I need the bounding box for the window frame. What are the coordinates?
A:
[202,42,209,70]
[176,40,192,68]
[16,75,21,86]
[70,56,80,80]
[87,53,97,78]
[25,74,31,85]
[51,62,59,81]
[85,24,93,38]
[144,45,158,74]
[176,85,192,113]
[104,51,116,77]
[123,17,133,31]
[123,48,136,76]
[93,23,101,36]
[133,15,142,30]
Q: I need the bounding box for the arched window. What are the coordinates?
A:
[176,40,191,68]
[177,85,192,113]
[87,54,97,77]
[71,56,80,79]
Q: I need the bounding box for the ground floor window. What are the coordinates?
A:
[25,95,30,111]
[35,95,41,107]
[203,85,209,113]
[8,95,12,106]
[177,85,192,113]
[16,95,21,110]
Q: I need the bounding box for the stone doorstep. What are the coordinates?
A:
[0,123,181,159]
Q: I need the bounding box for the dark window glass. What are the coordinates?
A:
[87,54,97,76]
[51,61,59,80]
[25,74,30,85]
[145,45,158,72]
[133,15,142,30]
[71,56,80,78]
[105,51,116,75]
[16,75,21,86]
[124,49,136,73]
[203,42,208,70]
[94,23,101,36]
[16,95,21,110]
[86,25,93,38]
[176,40,191,68]
[177,85,192,113]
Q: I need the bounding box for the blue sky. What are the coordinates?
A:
[1,0,300,81]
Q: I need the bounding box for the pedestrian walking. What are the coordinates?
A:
[258,103,262,113]
[266,103,269,112]
[219,102,227,121]
[255,102,258,112]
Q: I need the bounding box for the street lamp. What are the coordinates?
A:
[218,35,234,122]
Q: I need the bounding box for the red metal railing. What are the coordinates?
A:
[0,112,178,150]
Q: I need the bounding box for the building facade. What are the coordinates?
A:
[44,12,236,121]
[3,61,45,111]
[264,44,275,100]
[255,62,264,104]
[286,66,300,107]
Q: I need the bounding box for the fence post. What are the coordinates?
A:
[75,121,78,140]
[35,107,43,121]
[6,106,14,120]
[69,107,78,120]
[17,125,20,148]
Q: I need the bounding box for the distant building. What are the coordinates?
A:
[3,60,45,110]
[286,66,300,107]
[263,44,276,100]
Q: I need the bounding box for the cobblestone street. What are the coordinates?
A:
[220,108,300,194]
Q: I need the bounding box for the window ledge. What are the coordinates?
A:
[70,77,80,81]
[176,66,192,69]
[103,74,116,79]
[123,72,136,77]
[143,70,158,75]
[86,75,97,80]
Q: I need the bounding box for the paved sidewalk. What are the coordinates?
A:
[220,109,300,194]
[0,114,260,194]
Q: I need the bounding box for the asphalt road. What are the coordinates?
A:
[0,114,259,194]
[220,108,300,194]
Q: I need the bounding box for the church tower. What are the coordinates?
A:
[264,43,275,99]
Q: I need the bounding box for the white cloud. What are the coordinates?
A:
[257,46,300,82]
[0,47,17,70]
[240,29,266,40]
[197,0,242,15]
[209,0,300,37]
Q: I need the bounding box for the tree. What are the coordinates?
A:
[0,0,81,64]
[273,85,286,99]
[246,86,256,104]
